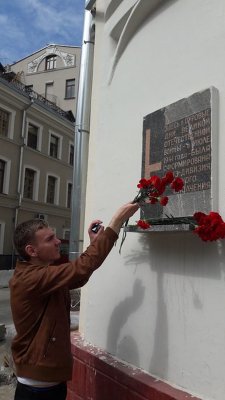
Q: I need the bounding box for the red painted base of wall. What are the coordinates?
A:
[67,332,202,400]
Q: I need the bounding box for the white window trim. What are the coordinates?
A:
[68,141,74,165]
[0,221,5,253]
[0,155,11,194]
[22,164,40,201]
[45,173,60,205]
[0,102,16,139]
[48,130,63,159]
[66,180,73,208]
[63,229,70,240]
[25,118,43,151]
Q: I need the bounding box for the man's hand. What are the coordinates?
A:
[88,220,104,243]
[108,202,139,235]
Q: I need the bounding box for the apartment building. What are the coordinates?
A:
[9,44,81,118]
[0,67,75,268]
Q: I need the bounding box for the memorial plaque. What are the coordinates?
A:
[141,87,218,220]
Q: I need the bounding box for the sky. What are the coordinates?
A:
[0,0,85,65]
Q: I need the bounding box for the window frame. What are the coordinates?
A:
[63,229,70,240]
[69,142,74,166]
[26,118,43,151]
[0,159,6,193]
[0,103,16,139]
[45,173,60,205]
[0,221,5,254]
[45,55,57,70]
[0,108,9,137]
[0,156,11,194]
[65,79,75,99]
[66,181,72,208]
[48,131,62,159]
[22,165,40,201]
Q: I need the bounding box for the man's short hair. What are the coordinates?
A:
[14,219,49,261]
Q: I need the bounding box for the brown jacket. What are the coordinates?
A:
[9,227,117,382]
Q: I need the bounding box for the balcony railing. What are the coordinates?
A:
[0,71,75,122]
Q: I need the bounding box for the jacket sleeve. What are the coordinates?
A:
[16,227,118,296]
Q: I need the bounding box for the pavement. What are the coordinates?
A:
[0,270,14,290]
[0,288,16,400]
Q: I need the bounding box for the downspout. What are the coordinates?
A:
[69,1,95,260]
[12,95,33,267]
[15,95,34,229]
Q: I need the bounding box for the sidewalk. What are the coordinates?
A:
[0,287,16,399]
[0,323,16,400]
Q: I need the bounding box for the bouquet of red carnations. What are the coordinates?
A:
[119,171,225,252]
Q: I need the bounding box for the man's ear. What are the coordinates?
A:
[25,244,37,258]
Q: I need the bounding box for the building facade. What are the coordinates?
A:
[9,44,81,118]
[69,1,225,400]
[0,69,74,268]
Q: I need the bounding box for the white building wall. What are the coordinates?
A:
[81,1,225,399]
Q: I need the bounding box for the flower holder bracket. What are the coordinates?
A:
[124,216,196,233]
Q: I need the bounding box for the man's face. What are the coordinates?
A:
[31,227,61,264]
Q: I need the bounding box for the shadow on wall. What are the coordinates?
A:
[149,270,168,378]
[124,231,223,279]
[106,278,145,367]
[106,231,225,381]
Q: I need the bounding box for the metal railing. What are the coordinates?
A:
[0,71,75,122]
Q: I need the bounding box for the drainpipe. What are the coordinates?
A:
[12,95,34,268]
[69,1,95,260]
[14,95,34,229]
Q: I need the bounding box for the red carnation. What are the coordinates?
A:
[164,171,174,184]
[193,211,225,241]
[193,212,207,225]
[137,220,151,229]
[208,212,223,224]
[171,177,184,192]
[160,196,168,206]
[137,178,149,189]
[149,197,158,204]
[157,183,166,196]
[149,175,162,191]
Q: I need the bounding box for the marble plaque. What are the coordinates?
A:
[141,87,218,219]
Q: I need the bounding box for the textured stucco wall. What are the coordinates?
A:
[80,1,225,399]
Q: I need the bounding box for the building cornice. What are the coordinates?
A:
[0,75,75,125]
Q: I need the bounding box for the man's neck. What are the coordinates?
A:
[28,257,50,266]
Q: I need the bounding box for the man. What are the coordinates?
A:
[10,202,139,400]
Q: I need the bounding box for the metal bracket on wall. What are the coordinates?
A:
[125,216,196,233]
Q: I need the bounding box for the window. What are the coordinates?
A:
[0,160,5,193]
[69,144,74,166]
[46,174,60,205]
[23,168,35,199]
[50,134,59,158]
[26,119,42,151]
[23,165,39,200]
[67,183,72,208]
[65,79,75,99]
[45,82,56,103]
[0,157,11,194]
[47,176,57,204]
[49,132,62,159]
[0,222,5,254]
[0,103,16,139]
[27,123,38,149]
[45,55,56,70]
[63,229,70,240]
[0,108,9,136]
